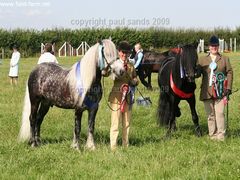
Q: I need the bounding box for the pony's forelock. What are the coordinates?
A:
[101,39,118,66]
[100,39,122,80]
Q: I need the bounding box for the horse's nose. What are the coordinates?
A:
[120,69,125,76]
[188,76,195,82]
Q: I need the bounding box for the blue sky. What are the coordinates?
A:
[0,0,239,30]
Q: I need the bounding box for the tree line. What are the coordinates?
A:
[0,27,239,57]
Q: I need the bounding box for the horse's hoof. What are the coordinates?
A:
[165,129,172,138]
[71,143,80,151]
[35,138,41,146]
[86,136,95,151]
[29,139,39,147]
[171,126,177,132]
[195,127,202,137]
[30,141,39,148]
[85,144,96,151]
[170,123,177,132]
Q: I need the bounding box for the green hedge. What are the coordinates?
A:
[0,27,239,58]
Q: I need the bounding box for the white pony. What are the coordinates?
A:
[19,39,125,150]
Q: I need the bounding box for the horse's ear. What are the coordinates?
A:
[98,39,103,45]
[177,44,183,48]
[192,40,199,49]
[108,36,112,41]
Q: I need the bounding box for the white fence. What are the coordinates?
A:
[76,42,90,56]
[197,38,237,53]
[58,42,90,57]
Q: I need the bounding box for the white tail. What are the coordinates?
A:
[18,85,31,142]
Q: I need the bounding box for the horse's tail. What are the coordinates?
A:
[157,92,170,127]
[18,85,31,142]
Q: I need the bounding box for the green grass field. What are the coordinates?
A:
[0,54,240,179]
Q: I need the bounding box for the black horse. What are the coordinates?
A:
[157,43,202,136]
[130,49,175,90]
[18,39,125,150]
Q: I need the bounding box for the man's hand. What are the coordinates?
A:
[128,77,139,86]
[101,67,111,77]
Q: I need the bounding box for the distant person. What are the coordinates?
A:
[132,43,144,69]
[37,43,58,64]
[9,45,20,85]
[130,43,150,88]
[195,35,233,141]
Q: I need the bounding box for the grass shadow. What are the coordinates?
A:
[41,136,72,145]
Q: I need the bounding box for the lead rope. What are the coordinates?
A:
[124,71,158,107]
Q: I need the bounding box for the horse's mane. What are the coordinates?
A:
[66,43,99,106]
[66,39,117,107]
[181,45,198,72]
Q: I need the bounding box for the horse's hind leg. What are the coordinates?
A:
[187,96,202,137]
[29,99,40,147]
[71,109,82,150]
[147,73,153,90]
[166,97,179,136]
[35,102,50,146]
[138,68,150,89]
[85,108,98,150]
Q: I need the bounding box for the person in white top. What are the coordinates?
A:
[9,45,21,85]
[37,43,58,64]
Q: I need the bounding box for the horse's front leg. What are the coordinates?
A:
[85,107,98,150]
[71,109,82,150]
[187,95,202,137]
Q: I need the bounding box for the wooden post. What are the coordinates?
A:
[219,39,224,53]
[2,48,4,59]
[234,38,237,52]
[230,38,232,52]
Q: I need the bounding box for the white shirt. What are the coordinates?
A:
[210,53,217,62]
[37,52,58,64]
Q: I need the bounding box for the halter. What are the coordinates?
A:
[98,41,117,71]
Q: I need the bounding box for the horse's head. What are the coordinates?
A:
[98,39,125,79]
[179,42,198,82]
[129,48,136,59]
